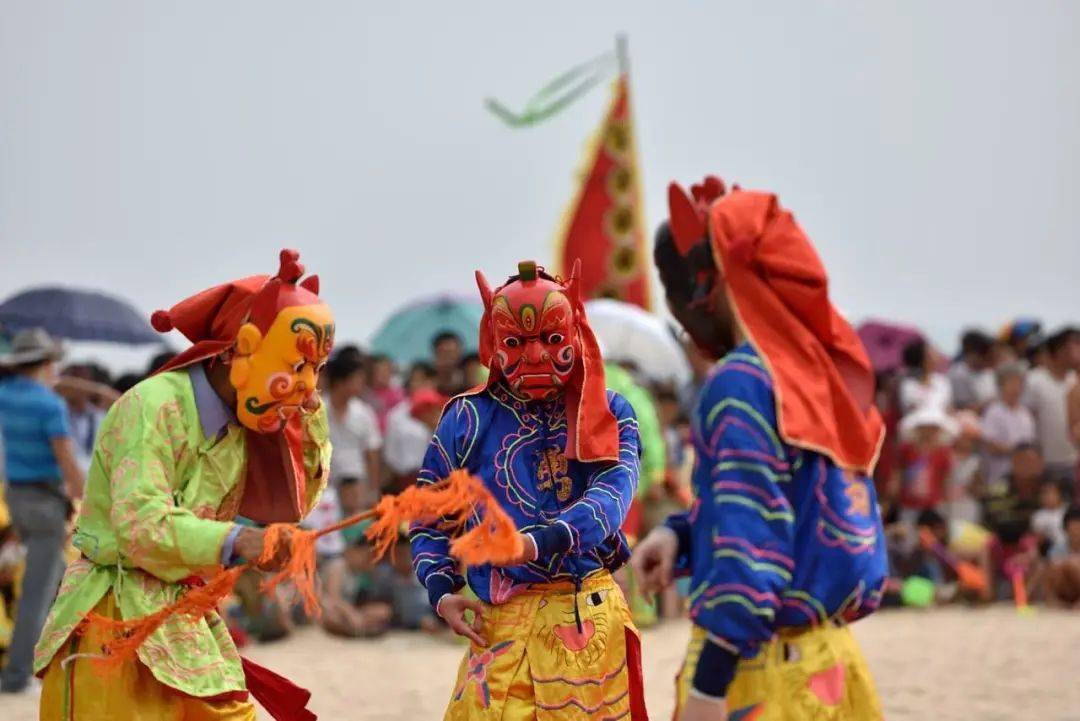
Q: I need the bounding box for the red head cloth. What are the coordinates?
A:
[148,248,327,524]
[671,179,883,473]
[468,260,618,463]
[150,249,322,375]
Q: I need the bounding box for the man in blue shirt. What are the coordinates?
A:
[633,178,887,721]
[0,328,84,694]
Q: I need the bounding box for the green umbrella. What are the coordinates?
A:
[369,294,483,367]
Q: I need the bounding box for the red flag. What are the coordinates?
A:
[554,76,651,309]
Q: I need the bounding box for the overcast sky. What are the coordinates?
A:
[2,1,1078,369]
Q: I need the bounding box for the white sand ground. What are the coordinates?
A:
[6,606,1079,720]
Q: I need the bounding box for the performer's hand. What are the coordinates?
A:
[234,527,294,571]
[679,693,727,721]
[631,526,678,595]
[437,594,487,647]
[489,533,538,567]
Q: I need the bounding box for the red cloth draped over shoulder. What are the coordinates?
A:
[709,190,883,473]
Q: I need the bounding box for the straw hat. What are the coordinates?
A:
[0,328,65,367]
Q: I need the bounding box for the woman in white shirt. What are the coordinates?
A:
[323,353,383,506]
[899,338,953,414]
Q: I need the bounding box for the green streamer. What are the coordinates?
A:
[485,51,617,128]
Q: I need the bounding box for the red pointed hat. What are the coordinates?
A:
[668,178,883,473]
[151,249,321,374]
[465,260,619,463]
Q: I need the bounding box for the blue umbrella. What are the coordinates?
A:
[369,294,483,366]
[0,286,160,345]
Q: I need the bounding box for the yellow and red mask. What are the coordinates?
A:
[230,303,334,432]
[471,260,618,462]
[150,249,335,433]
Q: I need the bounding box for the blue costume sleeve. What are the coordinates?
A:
[687,358,795,698]
[663,510,693,573]
[528,392,641,559]
[408,398,471,609]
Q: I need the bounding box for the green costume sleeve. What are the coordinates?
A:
[105,393,233,583]
[603,364,666,497]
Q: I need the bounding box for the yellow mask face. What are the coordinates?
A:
[229,303,335,432]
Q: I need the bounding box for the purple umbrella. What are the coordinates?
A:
[857,320,924,374]
[0,286,159,345]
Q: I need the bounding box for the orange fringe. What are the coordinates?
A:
[78,470,521,668]
[364,470,521,564]
[259,524,321,617]
[81,565,245,671]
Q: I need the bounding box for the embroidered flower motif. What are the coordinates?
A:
[453,641,515,709]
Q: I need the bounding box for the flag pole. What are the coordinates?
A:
[616,34,629,77]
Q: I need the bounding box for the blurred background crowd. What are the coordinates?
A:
[1,308,1078,685]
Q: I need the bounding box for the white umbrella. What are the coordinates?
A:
[584,299,691,386]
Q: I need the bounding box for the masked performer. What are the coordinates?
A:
[410,260,648,721]
[633,178,887,721]
[34,249,334,721]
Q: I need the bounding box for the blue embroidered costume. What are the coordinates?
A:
[410,382,641,607]
[415,260,649,720]
[665,345,887,693]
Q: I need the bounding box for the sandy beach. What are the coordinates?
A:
[7,606,1079,720]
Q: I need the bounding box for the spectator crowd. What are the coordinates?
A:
[0,318,1078,694]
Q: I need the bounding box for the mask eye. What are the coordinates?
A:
[545,332,565,345]
[504,337,521,349]
[585,589,608,607]
[291,360,305,373]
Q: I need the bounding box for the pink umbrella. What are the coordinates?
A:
[856,320,925,374]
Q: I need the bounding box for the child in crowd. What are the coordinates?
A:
[912,510,994,603]
[365,353,406,433]
[1042,507,1080,607]
[319,540,393,638]
[360,537,439,632]
[982,444,1044,598]
[404,361,437,394]
[1031,479,1068,555]
[981,364,1036,485]
[899,338,952,413]
[947,411,984,524]
[895,406,956,533]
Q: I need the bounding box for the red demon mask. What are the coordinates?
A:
[485,262,577,401]
[470,260,618,462]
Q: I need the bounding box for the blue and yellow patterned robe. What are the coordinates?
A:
[409,382,641,608]
[666,343,887,693]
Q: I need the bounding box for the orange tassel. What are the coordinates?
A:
[77,470,520,667]
[258,524,322,617]
[450,513,524,566]
[82,565,245,670]
[366,469,522,565]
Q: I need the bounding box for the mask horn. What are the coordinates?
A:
[299,275,320,295]
[667,182,706,257]
[475,270,494,310]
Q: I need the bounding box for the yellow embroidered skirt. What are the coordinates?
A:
[39,595,256,721]
[444,571,648,721]
[674,622,882,721]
